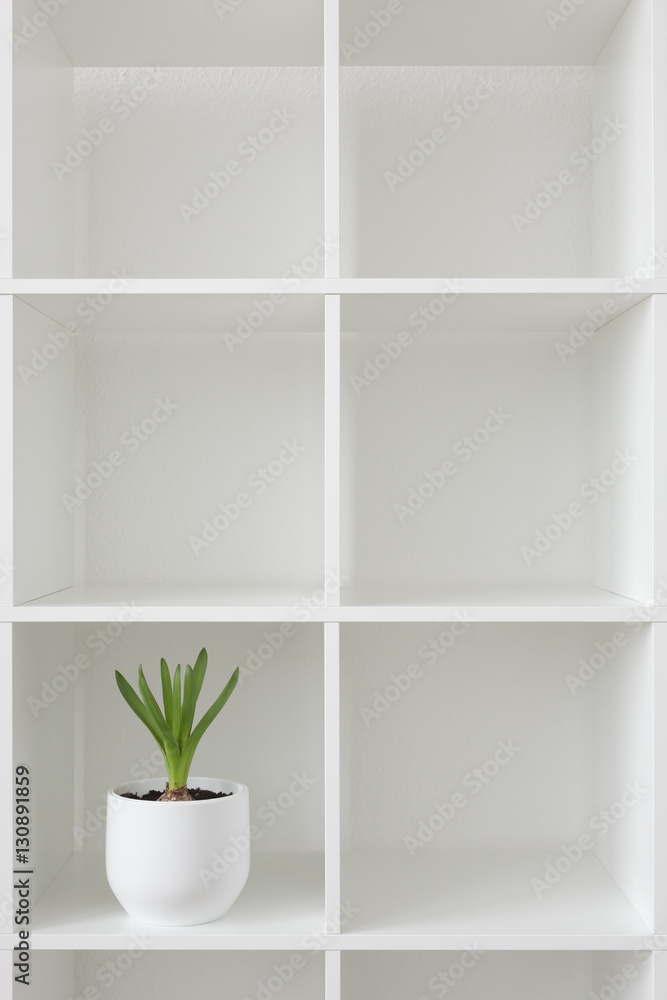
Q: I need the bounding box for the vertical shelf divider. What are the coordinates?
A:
[324,0,340,278]
[325,294,341,606]
[654,624,667,937]
[0,0,10,279]
[0,625,12,937]
[0,295,13,607]
[654,0,667,276]
[326,950,342,1000]
[653,296,667,595]
[324,622,341,932]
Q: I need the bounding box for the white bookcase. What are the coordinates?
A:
[2,0,667,997]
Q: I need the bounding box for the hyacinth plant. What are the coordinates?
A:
[115,647,239,801]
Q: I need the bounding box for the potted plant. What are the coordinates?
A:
[105,647,248,926]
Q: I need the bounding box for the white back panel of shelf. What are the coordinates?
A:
[13,0,74,278]
[13,297,74,605]
[593,0,654,277]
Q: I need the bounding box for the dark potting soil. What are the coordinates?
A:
[121,787,233,802]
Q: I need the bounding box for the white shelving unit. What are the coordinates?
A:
[2,0,667,996]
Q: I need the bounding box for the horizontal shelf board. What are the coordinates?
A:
[14,849,658,953]
[4,279,667,296]
[27,851,324,951]
[17,294,324,335]
[339,0,633,66]
[41,0,323,68]
[341,584,653,617]
[3,585,662,623]
[341,850,653,947]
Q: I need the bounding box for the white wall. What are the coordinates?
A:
[47,0,323,67]
[341,623,651,854]
[71,67,323,278]
[71,950,324,1000]
[340,0,633,65]
[593,0,654,277]
[12,624,78,904]
[343,952,651,1000]
[13,298,74,604]
[13,0,74,277]
[592,297,654,601]
[341,66,594,277]
[341,325,595,590]
[73,326,323,588]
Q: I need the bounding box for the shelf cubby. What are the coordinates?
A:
[341,293,659,610]
[340,0,664,278]
[12,0,324,278]
[341,622,656,941]
[11,621,325,948]
[2,0,667,992]
[26,949,325,1000]
[7,293,324,609]
[342,951,653,1000]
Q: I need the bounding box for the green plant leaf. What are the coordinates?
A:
[161,658,173,729]
[172,664,182,737]
[179,665,197,749]
[115,670,165,751]
[176,667,239,786]
[138,666,179,751]
[192,647,207,699]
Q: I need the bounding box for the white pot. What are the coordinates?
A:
[105,777,250,926]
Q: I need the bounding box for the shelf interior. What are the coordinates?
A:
[341,295,654,606]
[13,622,325,915]
[342,950,652,1000]
[13,295,324,606]
[29,948,324,1000]
[341,623,654,934]
[340,0,634,66]
[342,850,652,938]
[30,851,325,948]
[340,0,654,279]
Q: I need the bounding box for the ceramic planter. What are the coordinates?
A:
[105,777,250,926]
